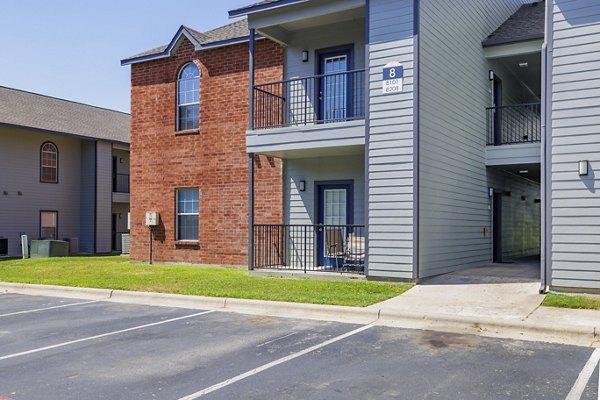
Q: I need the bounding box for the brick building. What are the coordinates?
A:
[121,20,283,265]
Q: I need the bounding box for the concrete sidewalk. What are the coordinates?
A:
[0,276,598,348]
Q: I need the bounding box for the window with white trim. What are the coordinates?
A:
[177,63,200,131]
[40,211,58,240]
[176,188,199,241]
[40,142,58,183]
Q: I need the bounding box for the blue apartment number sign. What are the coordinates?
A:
[383,65,403,80]
[382,63,404,94]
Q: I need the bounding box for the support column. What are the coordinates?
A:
[248,28,256,270]
[248,153,255,270]
[248,28,255,131]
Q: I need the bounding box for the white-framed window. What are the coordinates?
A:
[177,63,200,131]
[40,142,58,183]
[40,210,58,240]
[176,188,199,241]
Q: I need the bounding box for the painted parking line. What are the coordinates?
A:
[177,323,375,400]
[0,310,215,362]
[565,348,600,400]
[0,300,99,318]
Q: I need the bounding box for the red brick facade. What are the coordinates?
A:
[129,38,283,265]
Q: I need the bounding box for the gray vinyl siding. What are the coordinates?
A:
[96,141,113,253]
[366,0,415,279]
[418,0,527,277]
[285,19,366,81]
[79,140,96,253]
[549,0,600,289]
[284,154,365,226]
[0,127,81,256]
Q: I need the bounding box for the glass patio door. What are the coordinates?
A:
[319,50,351,122]
[317,184,352,268]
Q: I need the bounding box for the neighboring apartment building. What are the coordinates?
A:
[0,86,131,257]
[121,21,283,265]
[231,0,600,292]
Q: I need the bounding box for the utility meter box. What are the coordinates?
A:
[146,211,160,227]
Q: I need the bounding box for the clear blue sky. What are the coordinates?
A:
[0,0,252,113]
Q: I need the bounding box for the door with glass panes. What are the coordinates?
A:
[317,183,352,267]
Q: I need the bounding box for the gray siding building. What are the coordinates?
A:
[232,0,598,293]
[0,87,131,257]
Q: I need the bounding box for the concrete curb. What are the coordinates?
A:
[1,282,597,346]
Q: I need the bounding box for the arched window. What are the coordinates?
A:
[40,142,58,183]
[177,63,200,131]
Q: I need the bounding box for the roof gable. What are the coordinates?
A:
[122,19,252,65]
[482,2,545,48]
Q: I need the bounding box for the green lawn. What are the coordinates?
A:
[0,256,412,307]
[542,292,600,311]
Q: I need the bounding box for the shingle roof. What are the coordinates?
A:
[0,86,130,144]
[482,2,545,47]
[123,19,250,63]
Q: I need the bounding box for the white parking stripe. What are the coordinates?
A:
[565,348,600,400]
[0,300,99,318]
[178,324,374,400]
[0,310,215,362]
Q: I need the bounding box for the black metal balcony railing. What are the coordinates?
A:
[253,224,366,274]
[113,173,130,193]
[487,103,541,145]
[253,69,366,130]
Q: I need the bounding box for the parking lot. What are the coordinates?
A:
[0,292,597,400]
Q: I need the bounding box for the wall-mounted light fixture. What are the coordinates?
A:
[488,187,494,198]
[299,180,306,192]
[118,213,123,219]
[579,160,589,176]
[519,62,529,69]
[119,158,124,164]
[301,50,309,63]
[488,70,495,81]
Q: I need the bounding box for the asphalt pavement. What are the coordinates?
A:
[0,293,597,400]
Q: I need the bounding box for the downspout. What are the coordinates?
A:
[412,0,420,280]
[540,0,553,293]
[364,0,370,277]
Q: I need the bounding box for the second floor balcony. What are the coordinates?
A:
[247,69,366,158]
[253,69,365,130]
[486,103,542,167]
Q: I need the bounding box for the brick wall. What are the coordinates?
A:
[130,38,283,265]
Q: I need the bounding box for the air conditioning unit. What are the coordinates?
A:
[121,234,130,255]
[64,237,79,255]
[0,238,7,256]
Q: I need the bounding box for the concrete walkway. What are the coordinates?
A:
[372,259,544,321]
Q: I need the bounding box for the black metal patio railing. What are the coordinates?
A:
[253,224,366,274]
[487,103,541,145]
[253,69,366,130]
[113,173,130,193]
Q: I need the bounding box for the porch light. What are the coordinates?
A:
[299,180,306,192]
[301,50,309,63]
[579,160,589,176]
[519,62,529,68]
[488,70,495,81]
[488,187,494,198]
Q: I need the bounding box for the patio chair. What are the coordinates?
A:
[325,228,345,271]
[343,233,365,273]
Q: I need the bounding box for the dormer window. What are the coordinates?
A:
[177,63,200,131]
